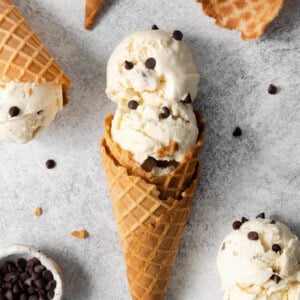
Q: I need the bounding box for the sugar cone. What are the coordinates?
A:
[85,0,105,30]
[0,0,71,99]
[196,0,284,40]
[101,111,205,299]
[103,112,205,200]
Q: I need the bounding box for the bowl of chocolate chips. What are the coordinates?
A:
[0,244,63,300]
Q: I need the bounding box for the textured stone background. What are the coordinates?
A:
[0,0,299,299]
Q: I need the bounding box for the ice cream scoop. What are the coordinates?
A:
[0,82,63,143]
[107,29,200,175]
[217,215,300,300]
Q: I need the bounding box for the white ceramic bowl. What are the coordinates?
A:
[0,244,63,299]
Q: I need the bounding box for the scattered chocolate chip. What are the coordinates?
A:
[45,159,56,169]
[221,243,226,250]
[181,93,192,104]
[232,127,242,137]
[256,212,265,219]
[141,157,157,172]
[9,106,20,118]
[268,84,277,95]
[270,274,281,283]
[37,110,43,115]
[232,220,242,230]
[160,107,170,119]
[172,30,183,41]
[270,220,276,224]
[241,217,249,223]
[128,100,138,110]
[145,57,156,69]
[29,296,39,300]
[151,24,159,30]
[272,244,281,253]
[124,60,134,70]
[47,290,55,299]
[248,231,259,241]
[20,294,27,300]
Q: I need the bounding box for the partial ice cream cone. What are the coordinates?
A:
[101,111,205,299]
[196,0,284,40]
[85,0,105,30]
[0,0,70,97]
[103,111,205,200]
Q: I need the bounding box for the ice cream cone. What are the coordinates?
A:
[0,0,70,99]
[196,0,284,40]
[85,0,105,30]
[101,111,205,299]
[103,111,205,200]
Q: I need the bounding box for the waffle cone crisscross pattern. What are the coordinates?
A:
[0,0,70,92]
[196,0,284,40]
[101,111,205,299]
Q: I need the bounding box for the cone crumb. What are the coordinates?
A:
[71,230,89,239]
[34,207,42,217]
[157,140,179,157]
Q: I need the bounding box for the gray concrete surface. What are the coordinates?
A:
[0,0,299,299]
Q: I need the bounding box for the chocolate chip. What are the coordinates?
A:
[172,30,183,41]
[20,294,27,300]
[9,106,20,118]
[268,84,277,95]
[248,231,259,241]
[141,157,157,172]
[232,127,242,137]
[272,244,281,253]
[34,278,46,289]
[221,243,226,250]
[270,220,276,224]
[31,272,41,281]
[29,296,39,300]
[124,60,134,70]
[256,212,265,219]
[47,290,55,299]
[241,217,249,223]
[12,282,20,293]
[232,221,242,230]
[37,110,43,115]
[28,286,35,294]
[181,93,192,104]
[34,265,45,274]
[145,57,156,69]
[5,290,13,300]
[17,258,27,270]
[45,159,56,169]
[27,258,40,268]
[160,107,170,119]
[20,272,29,281]
[46,280,56,291]
[42,270,53,281]
[151,24,159,30]
[128,100,138,110]
[270,274,281,283]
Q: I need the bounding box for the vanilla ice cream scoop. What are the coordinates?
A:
[107,29,200,175]
[0,82,63,143]
[217,215,300,300]
[106,29,200,105]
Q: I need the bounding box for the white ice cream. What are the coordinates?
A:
[107,29,200,174]
[217,218,300,300]
[0,82,63,143]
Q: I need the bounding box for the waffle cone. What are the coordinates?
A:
[101,111,205,299]
[0,0,70,98]
[85,0,105,30]
[196,0,284,40]
[103,111,205,200]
